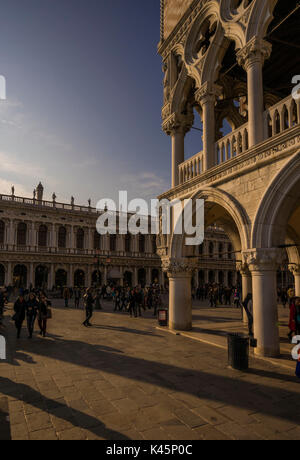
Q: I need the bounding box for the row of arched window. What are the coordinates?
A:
[0,221,157,253]
[199,242,233,259]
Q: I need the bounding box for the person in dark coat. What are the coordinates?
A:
[26,292,39,339]
[82,288,94,327]
[13,294,26,338]
[38,293,51,337]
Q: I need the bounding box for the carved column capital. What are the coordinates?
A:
[242,248,283,272]
[236,262,251,276]
[195,82,222,105]
[162,257,197,278]
[162,111,194,136]
[288,264,300,276]
[236,37,272,70]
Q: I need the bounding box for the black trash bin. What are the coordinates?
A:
[158,309,168,327]
[228,333,249,370]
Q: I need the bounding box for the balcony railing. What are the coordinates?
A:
[215,122,249,166]
[179,151,204,185]
[265,93,300,138]
[178,93,300,186]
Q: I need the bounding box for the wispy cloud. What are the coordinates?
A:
[120,172,169,202]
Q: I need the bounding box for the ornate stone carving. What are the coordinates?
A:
[243,248,284,272]
[195,82,222,104]
[162,257,197,277]
[162,111,194,136]
[236,37,272,69]
[236,261,250,276]
[288,264,300,277]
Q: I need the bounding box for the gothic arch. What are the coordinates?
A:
[170,187,250,259]
[251,152,300,249]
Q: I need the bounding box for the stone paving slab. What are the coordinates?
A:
[0,300,300,440]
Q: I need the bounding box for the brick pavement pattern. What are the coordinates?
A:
[1,301,300,440]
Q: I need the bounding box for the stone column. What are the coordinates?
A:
[6,262,12,285]
[245,249,282,358]
[146,267,151,286]
[237,37,272,147]
[162,112,193,188]
[51,224,56,248]
[237,262,252,323]
[49,264,55,290]
[103,266,108,284]
[68,265,74,287]
[133,267,138,286]
[195,83,221,171]
[29,263,34,288]
[289,265,300,297]
[31,222,36,247]
[164,259,195,331]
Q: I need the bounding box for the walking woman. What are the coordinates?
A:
[38,293,51,337]
[26,292,39,339]
[13,293,26,339]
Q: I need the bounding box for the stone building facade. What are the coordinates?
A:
[0,183,237,290]
[158,0,300,357]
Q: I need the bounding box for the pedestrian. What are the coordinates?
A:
[128,289,136,318]
[26,292,39,339]
[242,293,254,337]
[13,294,26,339]
[289,297,300,340]
[74,287,81,309]
[233,288,240,308]
[82,288,94,327]
[63,287,70,308]
[38,293,51,337]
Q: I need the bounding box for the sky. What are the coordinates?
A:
[0,0,203,206]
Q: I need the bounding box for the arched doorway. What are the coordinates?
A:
[92,270,102,287]
[218,271,224,285]
[228,271,233,287]
[13,265,27,288]
[74,270,85,288]
[138,268,146,287]
[55,269,67,288]
[35,266,48,289]
[123,271,132,287]
[209,271,215,284]
[151,269,159,284]
[0,264,5,286]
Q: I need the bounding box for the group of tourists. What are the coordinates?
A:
[194,284,242,308]
[12,290,52,339]
[79,283,163,327]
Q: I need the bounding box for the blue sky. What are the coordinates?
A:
[0,0,203,205]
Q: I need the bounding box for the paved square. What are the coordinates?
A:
[1,301,300,440]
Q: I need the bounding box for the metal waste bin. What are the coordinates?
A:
[228,333,249,370]
[158,309,168,327]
